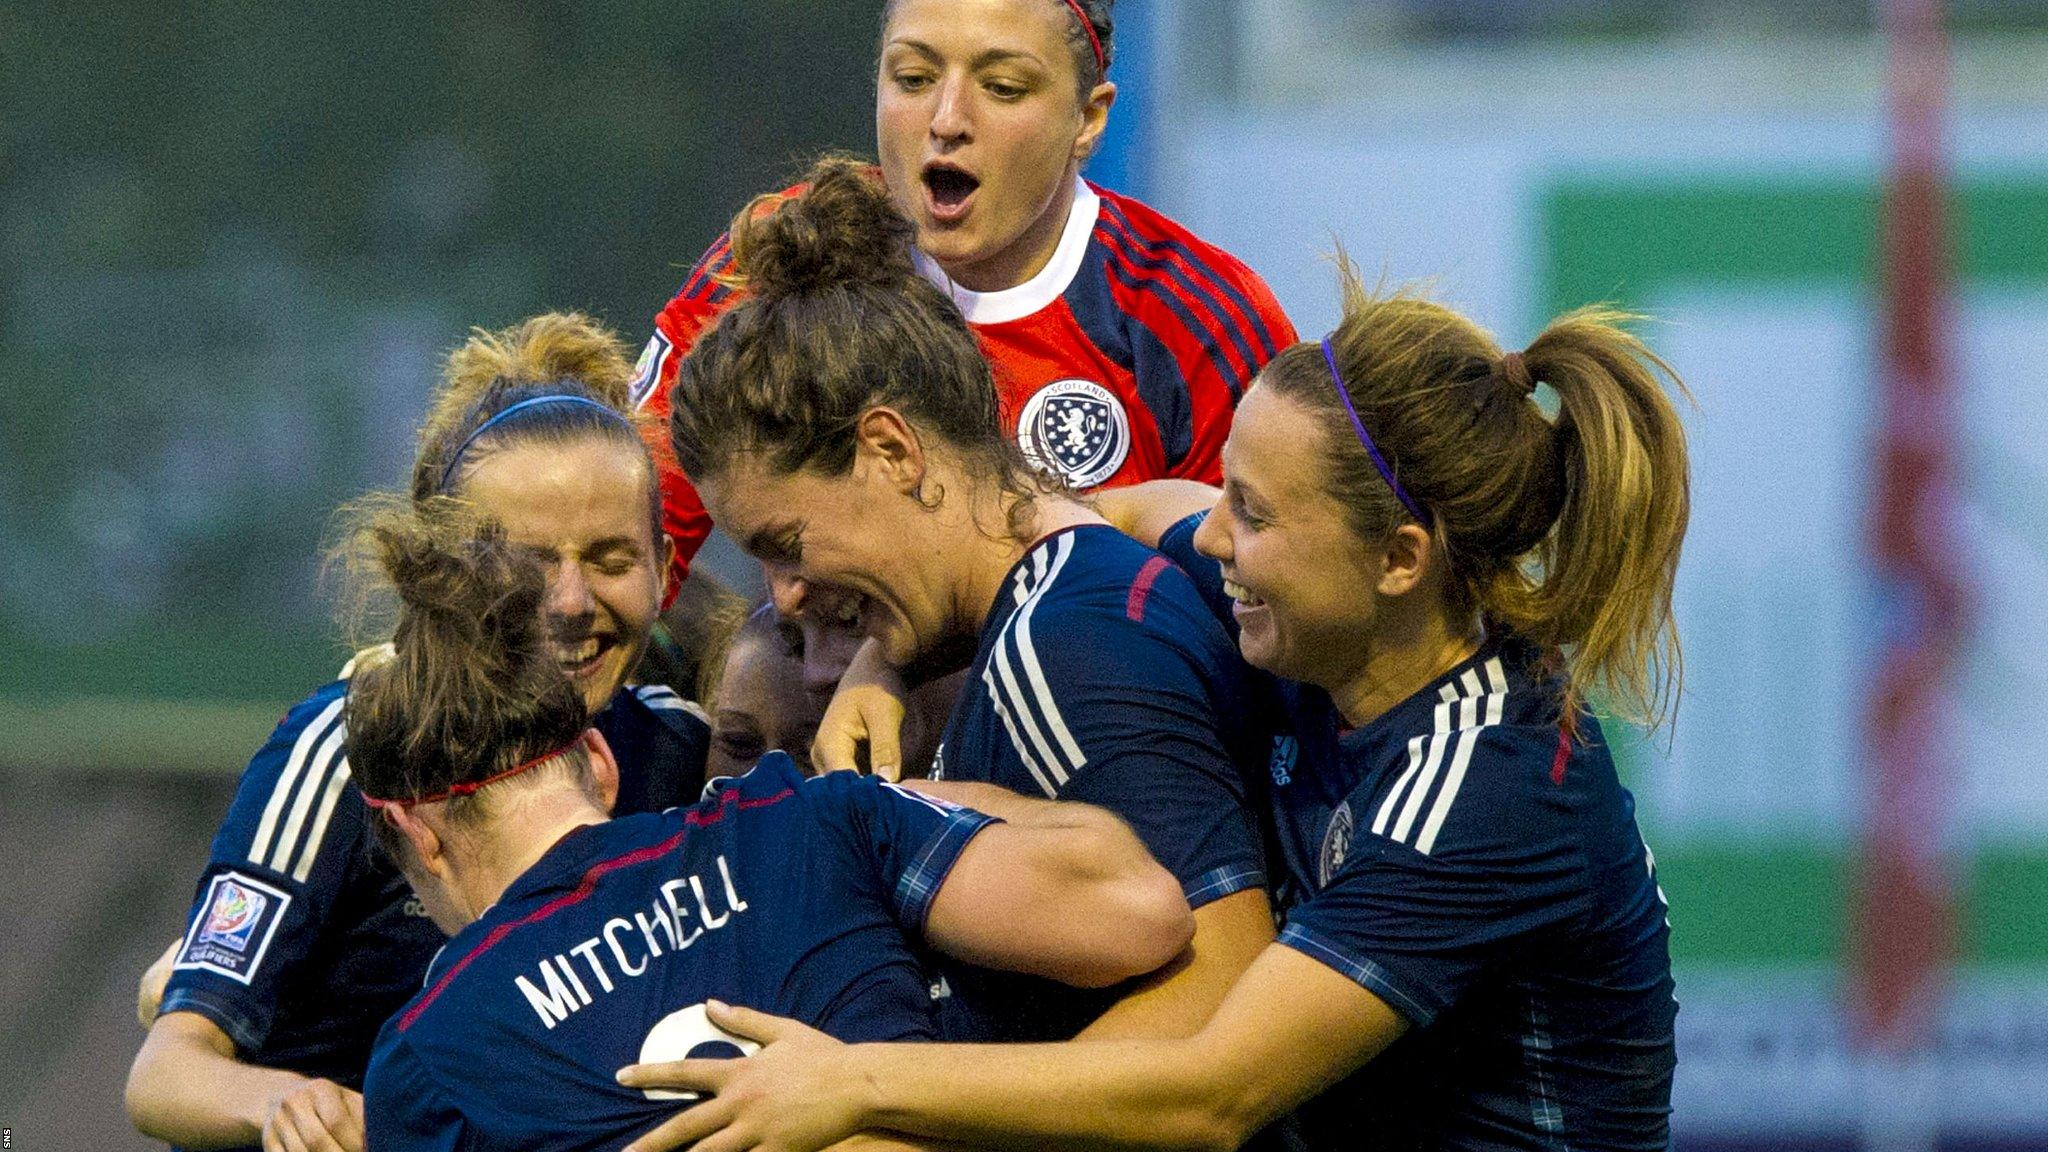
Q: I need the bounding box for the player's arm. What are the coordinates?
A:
[909,779,1266,1036]
[904,781,1192,989]
[618,943,1405,1152]
[1087,481,1219,549]
[126,1011,365,1151]
[128,685,377,1151]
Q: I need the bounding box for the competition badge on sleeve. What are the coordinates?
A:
[173,871,292,984]
[629,331,672,409]
[1016,379,1130,489]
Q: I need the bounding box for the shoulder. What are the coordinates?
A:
[1088,187,1294,330]
[1351,653,1578,863]
[623,682,711,727]
[222,679,358,863]
[1007,527,1224,648]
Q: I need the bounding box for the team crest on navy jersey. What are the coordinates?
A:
[1319,801,1355,887]
[1016,379,1130,488]
[629,331,672,409]
[174,871,292,984]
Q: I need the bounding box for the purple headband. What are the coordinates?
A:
[1320,336,1432,527]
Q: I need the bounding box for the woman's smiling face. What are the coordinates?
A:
[460,437,670,719]
[1193,384,1388,691]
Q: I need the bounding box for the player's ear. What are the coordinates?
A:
[1073,81,1117,163]
[385,806,447,876]
[1375,523,1434,599]
[581,726,621,815]
[852,405,927,497]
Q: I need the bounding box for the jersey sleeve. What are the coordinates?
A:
[1276,731,1593,1027]
[364,1033,470,1152]
[158,686,366,1054]
[632,232,740,584]
[1154,510,1236,632]
[807,765,999,936]
[981,574,1266,909]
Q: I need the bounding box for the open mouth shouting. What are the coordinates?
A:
[921,160,981,224]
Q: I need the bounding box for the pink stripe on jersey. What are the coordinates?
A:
[1550,728,1572,786]
[397,786,796,1031]
[1126,555,1171,623]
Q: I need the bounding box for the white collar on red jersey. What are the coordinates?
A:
[912,176,1101,326]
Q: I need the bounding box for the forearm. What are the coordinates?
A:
[126,1014,302,1146]
[1073,890,1274,1041]
[846,1038,1251,1152]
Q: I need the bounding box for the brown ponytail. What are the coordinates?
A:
[1262,264,1690,729]
[342,499,592,819]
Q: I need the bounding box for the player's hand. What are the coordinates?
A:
[618,1001,859,1152]
[137,938,179,1027]
[812,641,909,780]
[261,1079,365,1152]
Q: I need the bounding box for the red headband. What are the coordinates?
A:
[1060,0,1105,77]
[362,737,583,812]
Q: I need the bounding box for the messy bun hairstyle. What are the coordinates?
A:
[343,501,592,820]
[411,312,660,545]
[670,156,1051,515]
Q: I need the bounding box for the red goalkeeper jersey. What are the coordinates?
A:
[633,177,1295,579]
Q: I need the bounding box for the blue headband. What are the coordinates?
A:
[1320,336,1432,527]
[438,395,631,491]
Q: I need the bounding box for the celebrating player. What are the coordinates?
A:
[620,273,1690,1152]
[125,314,711,1152]
[343,509,1192,1149]
[635,0,1296,587]
[668,158,1275,1045]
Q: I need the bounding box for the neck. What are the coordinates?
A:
[1329,607,1483,730]
[447,794,607,926]
[935,170,1080,293]
[954,489,1106,630]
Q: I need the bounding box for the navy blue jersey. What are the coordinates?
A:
[1159,513,1677,1152]
[159,677,709,1145]
[929,524,1267,1040]
[364,754,993,1152]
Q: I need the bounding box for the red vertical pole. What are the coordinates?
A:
[1852,0,1965,1053]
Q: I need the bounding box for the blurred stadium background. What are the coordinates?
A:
[3,0,2044,1146]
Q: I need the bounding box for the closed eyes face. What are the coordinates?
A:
[695,456,963,669]
[459,438,671,719]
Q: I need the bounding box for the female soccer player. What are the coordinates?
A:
[125,314,712,1152]
[636,0,1296,586]
[345,510,1192,1150]
[667,158,1276,1046]
[621,273,1690,1152]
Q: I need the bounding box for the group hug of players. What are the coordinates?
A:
[124,2,1692,1150]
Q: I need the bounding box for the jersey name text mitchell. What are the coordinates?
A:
[515,855,749,1029]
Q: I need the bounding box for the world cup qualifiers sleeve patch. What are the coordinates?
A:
[173,871,293,984]
[1016,379,1131,489]
[629,331,673,409]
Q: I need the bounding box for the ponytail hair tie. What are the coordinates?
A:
[1499,350,1536,396]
